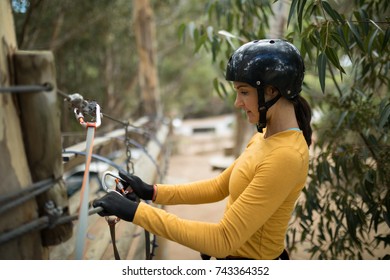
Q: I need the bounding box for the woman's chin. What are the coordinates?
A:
[246,114,257,124]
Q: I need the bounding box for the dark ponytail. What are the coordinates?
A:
[293,96,312,147]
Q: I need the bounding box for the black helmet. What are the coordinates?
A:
[226,39,305,99]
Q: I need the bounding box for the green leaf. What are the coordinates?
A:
[346,20,365,51]
[194,33,207,53]
[211,36,219,62]
[177,23,187,41]
[336,111,348,130]
[367,29,379,54]
[384,192,390,228]
[297,0,307,32]
[340,156,349,181]
[325,47,345,73]
[379,102,390,129]
[322,1,343,24]
[382,28,390,51]
[287,0,298,28]
[317,52,327,93]
[227,12,233,32]
[336,25,351,54]
[219,81,229,97]
[213,78,222,98]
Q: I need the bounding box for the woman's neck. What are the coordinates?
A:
[264,99,298,138]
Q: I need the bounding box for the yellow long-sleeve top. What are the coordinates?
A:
[133,130,309,259]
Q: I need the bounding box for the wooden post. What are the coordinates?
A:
[0,0,47,259]
[14,51,73,247]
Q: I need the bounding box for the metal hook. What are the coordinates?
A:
[101,171,128,194]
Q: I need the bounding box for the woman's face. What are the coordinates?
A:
[233,82,259,124]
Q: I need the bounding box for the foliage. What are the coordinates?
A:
[182,0,390,259]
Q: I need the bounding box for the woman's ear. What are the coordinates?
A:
[264,86,279,98]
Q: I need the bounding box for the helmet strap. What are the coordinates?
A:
[256,87,281,133]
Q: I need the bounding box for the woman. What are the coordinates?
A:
[93,39,312,260]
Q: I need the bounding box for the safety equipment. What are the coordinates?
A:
[93,191,139,222]
[226,39,304,99]
[226,39,305,132]
[100,171,149,259]
[69,95,102,260]
[119,170,155,201]
[102,171,138,202]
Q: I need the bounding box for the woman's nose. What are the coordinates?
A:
[234,95,243,108]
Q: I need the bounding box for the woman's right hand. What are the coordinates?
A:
[118,170,155,201]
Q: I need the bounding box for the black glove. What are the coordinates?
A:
[93,191,139,222]
[116,185,138,202]
[119,170,155,201]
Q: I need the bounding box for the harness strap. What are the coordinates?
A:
[145,230,151,260]
[256,87,281,133]
[106,217,121,260]
[74,125,96,259]
[73,103,102,260]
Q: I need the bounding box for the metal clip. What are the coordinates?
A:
[102,171,130,195]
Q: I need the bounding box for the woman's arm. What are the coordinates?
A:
[154,162,234,205]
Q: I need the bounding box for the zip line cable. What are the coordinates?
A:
[0,205,103,246]
[0,83,52,93]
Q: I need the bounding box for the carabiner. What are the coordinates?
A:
[101,171,130,195]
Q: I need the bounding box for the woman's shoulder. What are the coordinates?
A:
[246,132,262,147]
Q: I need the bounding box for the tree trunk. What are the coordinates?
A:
[133,0,162,119]
[269,1,287,38]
